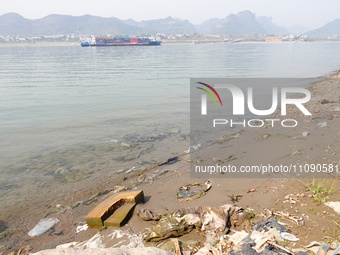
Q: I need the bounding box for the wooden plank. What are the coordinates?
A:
[173,239,183,255]
[103,203,136,227]
[85,190,144,227]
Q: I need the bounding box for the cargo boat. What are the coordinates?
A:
[81,37,161,47]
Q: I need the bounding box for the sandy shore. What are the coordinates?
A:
[0,73,339,255]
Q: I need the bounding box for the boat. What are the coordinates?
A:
[81,37,161,47]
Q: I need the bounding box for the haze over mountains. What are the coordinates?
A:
[0,10,339,37]
[307,19,340,37]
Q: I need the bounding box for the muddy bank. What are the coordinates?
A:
[0,73,339,255]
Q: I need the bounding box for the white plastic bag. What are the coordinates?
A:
[28,218,60,237]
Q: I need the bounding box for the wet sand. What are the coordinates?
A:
[1,72,339,254]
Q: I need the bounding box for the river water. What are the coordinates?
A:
[0,42,340,229]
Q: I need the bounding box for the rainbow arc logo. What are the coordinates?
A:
[197,82,223,115]
[196,82,223,106]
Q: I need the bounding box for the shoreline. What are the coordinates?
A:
[0,42,79,47]
[1,40,340,47]
[1,72,339,255]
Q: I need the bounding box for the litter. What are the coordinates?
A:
[137,209,162,221]
[76,233,103,249]
[143,204,243,243]
[108,229,145,248]
[31,247,176,255]
[159,157,180,166]
[280,232,299,242]
[138,204,306,255]
[177,181,212,202]
[324,201,340,214]
[273,211,304,225]
[85,190,144,228]
[228,194,243,203]
[332,247,340,255]
[76,223,88,233]
[143,213,201,242]
[184,144,201,154]
[253,215,287,232]
[28,218,60,237]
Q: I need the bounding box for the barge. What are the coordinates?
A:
[81,37,161,47]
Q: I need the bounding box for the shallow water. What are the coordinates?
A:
[0,42,340,228]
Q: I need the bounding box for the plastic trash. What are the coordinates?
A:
[28,218,60,237]
[317,121,328,128]
[280,231,299,241]
[177,181,212,202]
[137,209,162,221]
[78,233,103,248]
[158,157,179,166]
[324,201,340,214]
[332,247,340,255]
[76,223,89,233]
[253,215,287,232]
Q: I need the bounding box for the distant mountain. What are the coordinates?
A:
[0,13,33,35]
[1,11,339,37]
[196,18,221,34]
[134,16,197,34]
[0,13,196,36]
[307,19,340,37]
[196,11,286,35]
[33,14,141,35]
[215,11,266,35]
[0,13,140,35]
[256,16,288,35]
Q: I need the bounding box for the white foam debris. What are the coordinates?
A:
[76,223,88,233]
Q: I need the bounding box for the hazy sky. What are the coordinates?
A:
[2,0,340,29]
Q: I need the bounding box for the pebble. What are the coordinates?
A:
[116,169,125,174]
[317,121,327,128]
[212,158,223,165]
[137,174,146,183]
[121,143,132,148]
[334,106,340,112]
[169,128,180,134]
[302,131,309,137]
[262,134,270,139]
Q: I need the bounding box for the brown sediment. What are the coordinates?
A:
[1,74,339,255]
